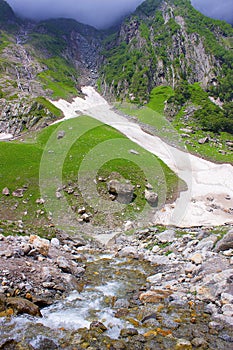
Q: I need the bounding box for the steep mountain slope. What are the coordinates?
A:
[0,0,232,139]
[100,0,233,104]
[0,0,103,136]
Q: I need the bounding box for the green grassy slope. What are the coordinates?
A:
[0,116,183,234]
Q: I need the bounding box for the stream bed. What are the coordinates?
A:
[0,249,232,349]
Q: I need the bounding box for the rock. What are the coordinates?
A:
[222,304,233,316]
[2,187,10,196]
[175,339,192,350]
[0,294,6,312]
[120,328,138,338]
[57,130,65,139]
[215,230,233,252]
[107,180,134,204]
[114,299,130,309]
[90,321,107,332]
[129,149,139,155]
[191,337,208,348]
[190,253,203,265]
[12,188,24,198]
[61,274,81,291]
[78,207,86,214]
[29,235,50,256]
[81,213,91,222]
[110,340,127,350]
[0,340,35,350]
[57,256,72,273]
[6,297,42,317]
[157,229,175,243]
[50,238,60,247]
[118,246,138,259]
[139,289,172,303]
[144,189,158,207]
[146,273,163,284]
[198,137,209,144]
[152,245,160,253]
[36,198,45,204]
[41,266,57,282]
[55,191,62,199]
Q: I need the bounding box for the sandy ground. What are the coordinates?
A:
[50,86,233,228]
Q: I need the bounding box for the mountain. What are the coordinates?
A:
[0,0,16,25]
[0,0,232,137]
[0,0,103,135]
[100,0,233,104]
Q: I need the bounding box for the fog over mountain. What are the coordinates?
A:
[7,0,233,28]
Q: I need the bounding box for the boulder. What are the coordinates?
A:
[157,229,175,243]
[139,289,172,303]
[29,235,50,256]
[215,230,233,252]
[108,180,134,204]
[6,297,42,317]
[144,189,158,206]
[57,256,72,273]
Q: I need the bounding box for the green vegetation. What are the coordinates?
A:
[28,31,79,99]
[35,97,63,117]
[101,0,233,105]
[169,82,233,134]
[148,86,174,114]
[37,57,78,99]
[0,116,182,231]
[145,84,233,163]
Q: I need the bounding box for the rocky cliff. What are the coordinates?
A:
[0,1,103,136]
[0,0,232,135]
[100,0,233,103]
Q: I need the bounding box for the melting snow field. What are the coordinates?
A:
[51,86,233,228]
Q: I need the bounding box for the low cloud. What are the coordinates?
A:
[7,0,233,28]
[192,0,233,24]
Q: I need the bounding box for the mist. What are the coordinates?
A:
[7,0,233,29]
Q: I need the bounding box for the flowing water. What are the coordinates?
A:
[0,251,232,349]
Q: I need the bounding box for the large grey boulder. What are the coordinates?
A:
[108,180,134,204]
[215,230,233,252]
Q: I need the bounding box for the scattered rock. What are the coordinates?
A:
[144,189,158,206]
[198,137,209,144]
[57,130,65,139]
[12,188,24,198]
[36,198,45,204]
[2,187,10,196]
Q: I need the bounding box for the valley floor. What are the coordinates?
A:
[51,86,233,228]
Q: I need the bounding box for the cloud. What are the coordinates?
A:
[7,0,144,28]
[7,0,233,28]
[192,0,233,24]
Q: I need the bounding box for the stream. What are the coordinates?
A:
[0,249,232,349]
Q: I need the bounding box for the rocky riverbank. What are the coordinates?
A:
[0,225,233,349]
